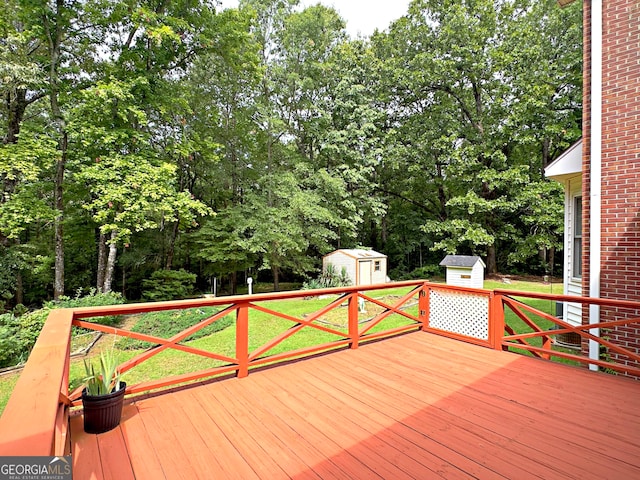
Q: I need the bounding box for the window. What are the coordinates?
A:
[572,196,582,278]
[374,261,381,272]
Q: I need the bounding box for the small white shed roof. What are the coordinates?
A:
[325,249,386,259]
[439,255,485,268]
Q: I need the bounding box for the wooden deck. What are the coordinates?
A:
[70,332,640,480]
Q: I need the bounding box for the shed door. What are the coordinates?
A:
[358,260,372,286]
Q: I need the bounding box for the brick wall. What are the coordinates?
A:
[582,0,640,375]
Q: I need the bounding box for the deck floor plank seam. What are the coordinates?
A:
[176,390,261,480]
[301,349,568,480]
[286,360,497,480]
[375,336,640,433]
[258,369,456,480]
[254,372,418,480]
[70,415,105,480]
[402,334,640,398]
[227,374,390,480]
[190,383,296,480]
[119,404,167,480]
[264,355,513,480]
[303,338,637,479]
[348,340,640,452]
[220,378,362,480]
[152,395,245,479]
[94,424,135,480]
[317,357,628,479]
[213,381,325,480]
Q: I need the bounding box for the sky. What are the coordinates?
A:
[218,0,412,38]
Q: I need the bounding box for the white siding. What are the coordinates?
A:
[445,263,484,289]
[470,263,484,288]
[371,257,387,284]
[323,252,356,284]
[562,176,584,327]
[446,267,473,288]
[565,281,583,327]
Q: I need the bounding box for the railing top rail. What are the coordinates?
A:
[427,283,492,296]
[494,289,640,310]
[71,280,428,319]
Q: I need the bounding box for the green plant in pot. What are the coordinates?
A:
[81,350,126,434]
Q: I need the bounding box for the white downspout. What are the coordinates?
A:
[589,0,602,370]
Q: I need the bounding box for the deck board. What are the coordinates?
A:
[71,332,640,479]
[119,404,166,480]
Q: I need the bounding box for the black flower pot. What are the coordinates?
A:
[82,382,126,434]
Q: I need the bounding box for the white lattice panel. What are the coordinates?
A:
[429,289,489,340]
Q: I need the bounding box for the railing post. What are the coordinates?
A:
[349,293,359,349]
[236,303,249,378]
[419,283,430,331]
[490,292,505,350]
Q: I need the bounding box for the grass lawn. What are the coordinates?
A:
[0,279,571,416]
[485,278,581,364]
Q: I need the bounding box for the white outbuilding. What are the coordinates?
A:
[322,249,388,286]
[439,255,486,289]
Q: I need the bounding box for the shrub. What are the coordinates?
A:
[0,313,23,368]
[303,263,351,290]
[394,265,442,281]
[117,307,232,350]
[0,289,124,369]
[142,269,197,302]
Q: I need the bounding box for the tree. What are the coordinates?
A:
[237,164,342,290]
[374,0,581,273]
[71,79,210,292]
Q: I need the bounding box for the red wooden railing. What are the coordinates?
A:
[494,289,640,376]
[1,281,639,457]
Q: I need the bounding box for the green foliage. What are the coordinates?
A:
[116,307,232,350]
[303,263,351,290]
[52,289,124,313]
[0,290,124,368]
[0,0,582,305]
[83,349,122,396]
[394,265,443,281]
[70,79,212,245]
[141,269,197,301]
[0,313,24,367]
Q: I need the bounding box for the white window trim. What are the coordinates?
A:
[571,195,583,281]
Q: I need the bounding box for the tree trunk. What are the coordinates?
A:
[165,219,180,270]
[230,271,237,295]
[96,231,107,292]
[272,265,280,292]
[5,89,27,144]
[381,215,388,246]
[3,89,31,306]
[369,219,378,251]
[486,244,497,275]
[44,0,67,300]
[122,265,126,298]
[53,133,66,299]
[103,230,118,293]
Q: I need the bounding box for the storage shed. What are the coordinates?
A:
[439,255,485,289]
[323,249,387,286]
